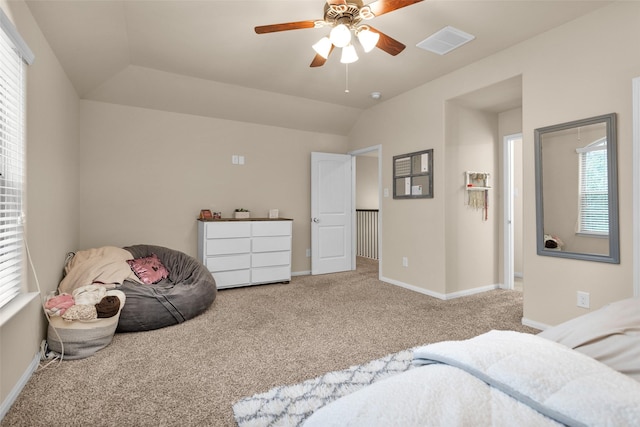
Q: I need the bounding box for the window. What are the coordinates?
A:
[577,137,608,235]
[0,9,33,310]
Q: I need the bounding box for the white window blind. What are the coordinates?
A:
[577,138,608,235]
[0,9,32,310]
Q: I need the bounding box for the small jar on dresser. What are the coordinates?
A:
[197,218,293,289]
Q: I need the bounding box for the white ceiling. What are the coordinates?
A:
[25,0,611,135]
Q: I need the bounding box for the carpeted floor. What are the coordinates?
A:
[2,258,537,427]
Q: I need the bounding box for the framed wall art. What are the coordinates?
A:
[393,149,433,199]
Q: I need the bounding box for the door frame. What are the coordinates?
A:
[349,144,382,277]
[633,77,640,296]
[503,133,522,290]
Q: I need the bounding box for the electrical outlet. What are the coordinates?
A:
[402,257,408,267]
[306,248,310,257]
[577,291,590,308]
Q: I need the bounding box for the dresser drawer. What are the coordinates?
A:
[252,236,291,253]
[212,269,250,288]
[198,219,293,289]
[205,254,251,272]
[252,266,290,284]
[252,251,290,268]
[252,221,291,237]
[206,222,251,238]
[206,238,250,256]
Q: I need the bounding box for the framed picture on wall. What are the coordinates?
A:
[393,149,433,199]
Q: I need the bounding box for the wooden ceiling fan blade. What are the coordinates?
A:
[366,0,423,17]
[310,54,327,68]
[310,45,335,67]
[368,26,406,56]
[255,20,317,34]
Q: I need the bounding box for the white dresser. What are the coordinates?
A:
[197,219,293,289]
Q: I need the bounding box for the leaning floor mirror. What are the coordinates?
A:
[534,113,620,263]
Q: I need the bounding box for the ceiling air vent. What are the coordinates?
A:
[416,26,475,55]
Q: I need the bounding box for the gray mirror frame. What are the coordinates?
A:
[534,113,619,263]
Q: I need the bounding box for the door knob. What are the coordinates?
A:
[313,218,320,223]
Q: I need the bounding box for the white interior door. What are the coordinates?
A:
[311,152,353,275]
[503,133,523,290]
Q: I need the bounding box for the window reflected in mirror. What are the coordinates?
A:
[535,113,619,263]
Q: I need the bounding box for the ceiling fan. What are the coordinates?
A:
[255,0,424,67]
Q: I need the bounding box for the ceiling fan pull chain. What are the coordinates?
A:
[345,64,349,93]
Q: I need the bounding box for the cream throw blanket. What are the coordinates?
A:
[304,331,640,427]
[58,246,141,294]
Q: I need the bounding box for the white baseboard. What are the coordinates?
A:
[380,276,499,300]
[0,351,40,421]
[522,317,550,331]
[291,270,310,277]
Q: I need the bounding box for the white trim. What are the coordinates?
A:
[633,77,640,297]
[503,133,522,290]
[380,276,499,300]
[0,351,39,421]
[381,276,447,299]
[522,318,549,331]
[291,270,311,277]
[0,8,34,64]
[351,155,357,271]
[0,292,39,328]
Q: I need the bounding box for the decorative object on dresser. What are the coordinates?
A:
[199,209,213,220]
[197,218,293,289]
[234,208,250,219]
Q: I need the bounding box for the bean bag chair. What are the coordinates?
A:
[117,244,217,332]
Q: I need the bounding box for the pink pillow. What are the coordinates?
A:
[127,254,170,284]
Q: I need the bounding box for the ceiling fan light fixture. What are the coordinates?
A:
[330,24,352,48]
[312,37,332,59]
[340,44,358,64]
[357,27,380,53]
[358,5,375,20]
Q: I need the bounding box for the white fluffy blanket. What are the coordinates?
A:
[304,331,640,427]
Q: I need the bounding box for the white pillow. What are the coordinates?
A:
[539,297,640,382]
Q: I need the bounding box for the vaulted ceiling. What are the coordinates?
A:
[25,0,611,135]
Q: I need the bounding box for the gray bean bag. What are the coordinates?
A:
[117,244,217,332]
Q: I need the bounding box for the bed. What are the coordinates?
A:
[47,244,216,359]
[303,296,640,427]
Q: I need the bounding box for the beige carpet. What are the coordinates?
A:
[2,258,537,426]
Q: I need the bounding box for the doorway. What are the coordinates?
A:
[350,145,382,277]
[503,133,523,290]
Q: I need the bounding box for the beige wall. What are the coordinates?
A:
[356,156,379,210]
[497,108,524,279]
[445,103,499,294]
[522,2,637,324]
[0,0,79,410]
[78,100,347,274]
[349,1,639,324]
